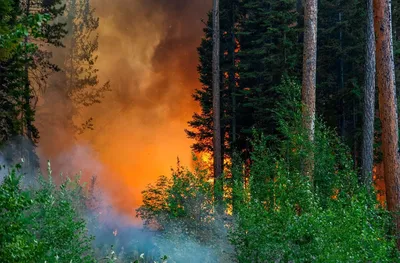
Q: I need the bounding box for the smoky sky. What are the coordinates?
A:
[35,0,212,218]
[91,0,211,122]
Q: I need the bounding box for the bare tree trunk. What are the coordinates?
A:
[212,0,223,205]
[302,0,318,180]
[373,0,400,249]
[362,0,376,187]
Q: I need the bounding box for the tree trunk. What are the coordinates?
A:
[23,0,33,169]
[229,4,236,146]
[338,10,346,138]
[212,0,223,205]
[373,0,400,249]
[362,0,376,187]
[301,0,318,180]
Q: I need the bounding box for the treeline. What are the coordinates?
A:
[186,0,395,184]
[3,0,400,262]
[137,0,400,262]
[186,0,400,244]
[139,80,399,261]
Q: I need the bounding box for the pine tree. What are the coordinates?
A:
[0,0,23,145]
[50,0,110,134]
[0,0,65,168]
[362,0,376,186]
[24,0,66,92]
[186,2,239,158]
[186,16,217,155]
[301,0,318,178]
[188,0,301,166]
[317,0,365,167]
[21,0,66,171]
[237,0,301,152]
[391,0,400,95]
[373,0,400,249]
[212,0,222,190]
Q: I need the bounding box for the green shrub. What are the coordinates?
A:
[137,78,399,262]
[0,163,96,262]
[137,159,231,262]
[229,79,398,262]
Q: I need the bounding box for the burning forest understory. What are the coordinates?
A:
[1,0,400,262]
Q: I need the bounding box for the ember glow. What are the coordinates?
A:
[36,0,211,219]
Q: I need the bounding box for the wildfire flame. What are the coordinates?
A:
[36,0,211,221]
[373,163,386,207]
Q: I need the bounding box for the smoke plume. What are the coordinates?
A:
[36,0,211,218]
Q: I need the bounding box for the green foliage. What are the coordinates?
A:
[142,79,399,262]
[137,159,232,262]
[0,9,51,149]
[62,0,111,127]
[316,0,365,161]
[188,0,377,177]
[0,0,67,168]
[0,164,96,262]
[230,79,398,262]
[186,3,239,156]
[237,0,301,135]
[231,188,397,262]
[137,159,214,236]
[0,13,50,57]
[0,0,65,167]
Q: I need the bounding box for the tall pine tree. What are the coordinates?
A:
[237,0,301,154]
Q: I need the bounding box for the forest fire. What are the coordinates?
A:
[2,0,400,260]
[36,0,211,219]
[373,163,387,206]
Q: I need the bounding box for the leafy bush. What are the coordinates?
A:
[136,78,399,262]
[137,159,232,262]
[230,79,398,262]
[0,163,96,262]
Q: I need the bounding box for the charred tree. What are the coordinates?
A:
[373,0,400,249]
